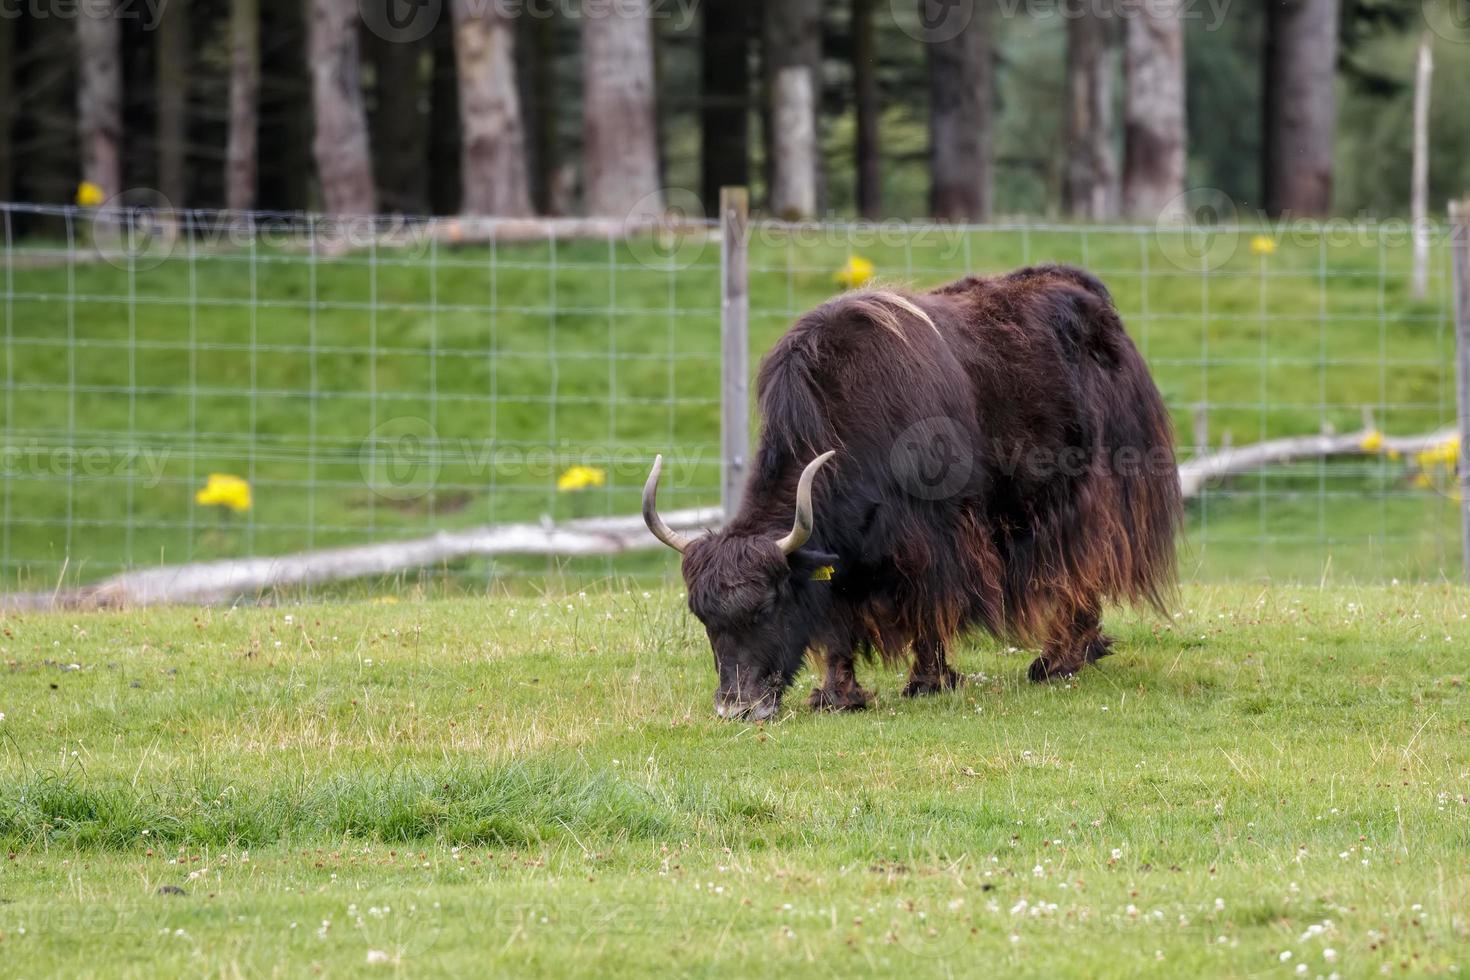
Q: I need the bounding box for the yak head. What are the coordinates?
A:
[643,451,838,721]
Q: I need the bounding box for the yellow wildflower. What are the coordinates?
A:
[195,473,252,512]
[1249,235,1277,256]
[556,465,606,493]
[1401,436,1461,495]
[835,256,875,289]
[1359,430,1383,453]
[75,181,106,207]
[1414,437,1460,472]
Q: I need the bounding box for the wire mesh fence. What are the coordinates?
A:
[0,199,1463,592]
[0,202,725,589]
[746,215,1463,583]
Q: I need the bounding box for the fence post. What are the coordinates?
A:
[720,187,750,519]
[1451,200,1470,582]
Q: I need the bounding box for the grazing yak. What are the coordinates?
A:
[642,264,1181,721]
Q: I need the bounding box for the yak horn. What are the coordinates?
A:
[642,454,693,553]
[775,450,838,555]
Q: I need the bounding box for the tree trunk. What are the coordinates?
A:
[519,10,561,214]
[764,0,822,219]
[18,15,79,206]
[368,31,427,214]
[154,0,188,207]
[700,0,751,215]
[451,0,532,216]
[427,13,462,215]
[77,0,123,199]
[226,0,259,212]
[257,0,310,211]
[307,0,374,214]
[582,0,662,219]
[1411,30,1433,300]
[0,17,13,204]
[1261,0,1339,216]
[926,5,992,221]
[1122,0,1186,220]
[853,0,881,219]
[1063,7,1116,220]
[652,12,669,194]
[118,14,152,193]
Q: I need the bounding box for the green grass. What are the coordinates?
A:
[1,585,1468,976]
[1,221,1461,585]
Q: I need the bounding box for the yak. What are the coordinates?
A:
[642,264,1181,721]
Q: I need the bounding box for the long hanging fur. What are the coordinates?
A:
[727,265,1182,662]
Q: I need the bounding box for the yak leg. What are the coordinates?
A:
[808,643,871,712]
[1028,600,1113,682]
[903,635,964,697]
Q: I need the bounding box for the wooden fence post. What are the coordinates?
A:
[720,187,750,519]
[1451,200,1470,582]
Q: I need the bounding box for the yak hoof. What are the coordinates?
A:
[1027,656,1081,683]
[902,669,964,698]
[1029,634,1115,683]
[808,685,871,712]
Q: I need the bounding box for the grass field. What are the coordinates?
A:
[1,214,1463,588]
[1,585,1468,976]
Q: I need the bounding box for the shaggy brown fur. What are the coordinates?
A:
[675,264,1181,717]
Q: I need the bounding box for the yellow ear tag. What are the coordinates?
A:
[811,565,835,581]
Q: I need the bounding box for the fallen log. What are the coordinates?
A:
[0,506,721,610]
[1177,427,1456,499]
[0,426,1458,610]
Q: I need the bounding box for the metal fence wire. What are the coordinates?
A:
[0,200,1463,590]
